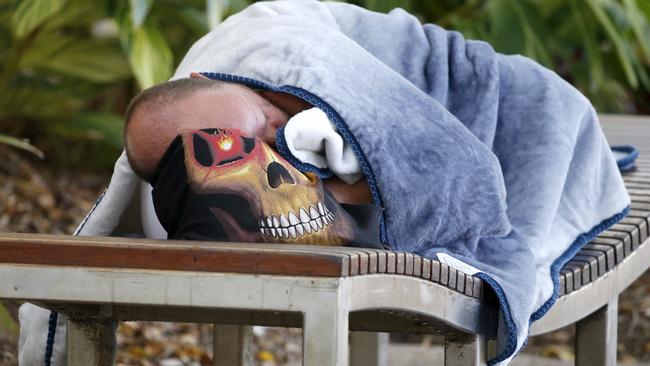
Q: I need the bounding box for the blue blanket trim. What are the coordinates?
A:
[611,145,638,172]
[44,311,58,366]
[474,273,518,365]
[200,72,389,244]
[530,206,629,322]
[479,206,629,364]
[274,126,335,179]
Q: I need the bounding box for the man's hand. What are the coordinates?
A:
[323,176,373,205]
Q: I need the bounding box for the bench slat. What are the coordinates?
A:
[564,263,583,291]
[440,263,449,286]
[561,269,573,294]
[582,244,616,271]
[592,237,626,264]
[599,231,633,257]
[610,223,641,249]
[472,275,483,298]
[620,216,648,244]
[0,234,351,277]
[404,253,414,276]
[577,249,607,276]
[572,255,599,282]
[464,275,474,297]
[448,267,458,289]
[422,259,432,280]
[396,252,406,274]
[431,261,441,282]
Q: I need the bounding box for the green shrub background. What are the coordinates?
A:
[1,0,649,169]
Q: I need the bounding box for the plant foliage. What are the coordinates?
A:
[354,0,650,113]
[0,0,649,168]
[0,0,210,167]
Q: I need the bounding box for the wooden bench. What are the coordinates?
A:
[0,115,648,366]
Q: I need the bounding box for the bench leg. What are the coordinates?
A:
[303,308,349,366]
[444,334,487,366]
[576,297,618,366]
[213,324,254,366]
[66,317,116,366]
[350,332,388,366]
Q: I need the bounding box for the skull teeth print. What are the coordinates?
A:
[260,201,334,239]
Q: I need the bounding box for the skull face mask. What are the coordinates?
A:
[151,128,380,247]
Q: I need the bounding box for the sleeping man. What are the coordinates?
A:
[20,1,630,365]
[124,75,381,246]
[120,1,630,361]
[124,1,629,362]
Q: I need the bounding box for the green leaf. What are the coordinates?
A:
[36,40,131,83]
[129,0,153,28]
[0,133,44,158]
[364,0,411,13]
[508,1,553,66]
[0,78,89,121]
[485,0,526,55]
[206,0,226,29]
[47,43,130,83]
[228,0,253,15]
[128,21,173,89]
[175,7,210,35]
[22,37,131,83]
[622,0,650,60]
[11,0,68,39]
[637,0,650,17]
[58,112,124,148]
[586,0,638,88]
[114,1,132,52]
[0,18,11,59]
[42,0,106,31]
[569,0,604,92]
[19,33,70,65]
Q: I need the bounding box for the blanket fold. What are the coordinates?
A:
[173,2,630,363]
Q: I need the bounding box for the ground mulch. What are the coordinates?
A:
[0,147,648,365]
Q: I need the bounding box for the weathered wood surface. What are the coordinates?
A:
[0,232,484,299]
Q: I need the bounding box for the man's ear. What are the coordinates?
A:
[190,72,210,80]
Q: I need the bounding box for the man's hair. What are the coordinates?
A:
[124,78,227,182]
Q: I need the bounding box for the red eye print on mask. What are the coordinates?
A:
[189,129,258,170]
[181,128,355,245]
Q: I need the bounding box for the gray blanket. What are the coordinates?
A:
[171,1,630,363]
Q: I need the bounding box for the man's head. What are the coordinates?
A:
[124,78,289,181]
[124,77,373,205]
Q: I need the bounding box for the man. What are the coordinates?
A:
[124,74,373,205]
[21,1,628,365]
[114,2,632,362]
